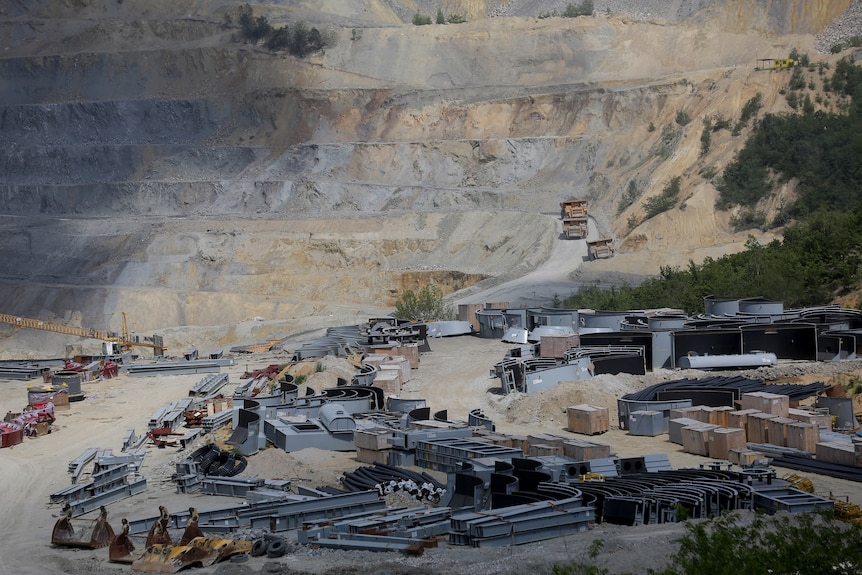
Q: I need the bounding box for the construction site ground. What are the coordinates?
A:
[2,331,862,575]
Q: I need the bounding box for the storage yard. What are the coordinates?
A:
[2,306,862,575]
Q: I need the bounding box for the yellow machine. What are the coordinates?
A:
[0,311,165,356]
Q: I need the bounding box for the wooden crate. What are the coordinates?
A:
[566,404,610,435]
[785,422,819,453]
[540,335,579,359]
[766,417,797,447]
[788,408,832,430]
[816,441,857,466]
[727,448,766,465]
[353,428,394,451]
[371,370,401,396]
[708,427,747,460]
[379,359,409,384]
[509,435,530,454]
[669,406,704,420]
[746,412,778,444]
[681,423,719,456]
[474,434,514,448]
[529,444,564,457]
[727,409,761,431]
[707,406,736,427]
[457,303,485,333]
[562,439,611,461]
[355,447,391,465]
[528,432,568,448]
[740,392,790,417]
[669,417,702,445]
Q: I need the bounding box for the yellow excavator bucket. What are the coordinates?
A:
[130,537,252,573]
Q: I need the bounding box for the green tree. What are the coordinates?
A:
[654,512,862,575]
[436,8,445,24]
[394,285,452,321]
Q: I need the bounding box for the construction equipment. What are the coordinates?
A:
[51,506,115,549]
[562,217,589,239]
[587,238,615,260]
[130,537,253,573]
[0,311,166,356]
[109,518,137,563]
[145,506,172,547]
[560,199,588,219]
[559,199,589,240]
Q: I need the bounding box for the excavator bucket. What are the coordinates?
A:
[109,519,137,564]
[178,507,204,546]
[189,536,253,563]
[130,538,252,573]
[51,507,115,549]
[145,506,172,548]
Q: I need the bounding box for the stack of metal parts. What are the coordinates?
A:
[0,363,44,380]
[618,375,827,430]
[148,398,194,430]
[298,506,452,555]
[339,463,447,503]
[122,358,233,377]
[125,490,386,535]
[450,493,594,547]
[174,444,250,494]
[188,373,230,399]
[51,447,147,516]
[414,437,524,473]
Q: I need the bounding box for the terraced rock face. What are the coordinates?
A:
[0,0,852,344]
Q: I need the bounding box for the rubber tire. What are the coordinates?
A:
[266,538,286,558]
[230,553,250,563]
[250,538,268,557]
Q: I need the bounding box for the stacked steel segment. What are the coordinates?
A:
[450,494,594,547]
[299,506,451,554]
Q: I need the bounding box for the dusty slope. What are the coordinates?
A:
[0,1,857,352]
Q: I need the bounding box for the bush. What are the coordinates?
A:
[729,207,767,231]
[654,512,862,575]
[675,110,691,126]
[448,14,466,24]
[394,284,452,321]
[563,0,594,17]
[436,8,445,24]
[617,180,641,214]
[412,12,432,25]
[740,93,762,123]
[643,176,681,219]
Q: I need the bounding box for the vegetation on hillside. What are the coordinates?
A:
[565,57,862,313]
[551,511,862,575]
[394,284,453,321]
[230,3,336,56]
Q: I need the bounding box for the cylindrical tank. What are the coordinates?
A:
[51,371,83,400]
